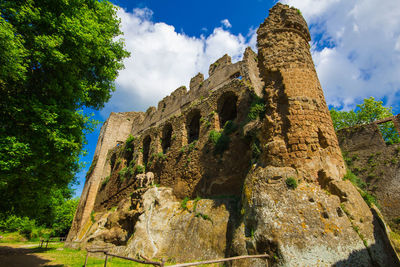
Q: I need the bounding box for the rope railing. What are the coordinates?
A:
[84,248,269,267]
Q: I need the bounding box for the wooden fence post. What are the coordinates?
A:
[104,253,108,267]
[84,250,89,267]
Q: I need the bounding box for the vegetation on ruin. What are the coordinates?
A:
[101,175,110,189]
[180,197,189,211]
[209,130,230,155]
[330,97,400,144]
[285,177,298,189]
[343,169,378,207]
[208,120,239,155]
[135,165,145,174]
[0,0,129,233]
[247,94,266,121]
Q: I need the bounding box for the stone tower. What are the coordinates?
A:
[256,4,346,181]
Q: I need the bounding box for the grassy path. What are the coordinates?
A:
[0,242,144,267]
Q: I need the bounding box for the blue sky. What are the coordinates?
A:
[72,0,400,197]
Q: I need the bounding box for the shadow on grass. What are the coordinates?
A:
[0,245,63,267]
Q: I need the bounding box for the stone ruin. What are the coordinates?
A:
[66,4,399,266]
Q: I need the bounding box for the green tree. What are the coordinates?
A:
[52,197,79,236]
[330,97,400,144]
[0,0,129,224]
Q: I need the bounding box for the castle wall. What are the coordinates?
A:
[67,112,141,241]
[337,115,400,233]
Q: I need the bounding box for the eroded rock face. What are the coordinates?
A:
[232,166,398,266]
[80,187,238,262]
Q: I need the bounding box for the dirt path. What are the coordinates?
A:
[0,244,60,267]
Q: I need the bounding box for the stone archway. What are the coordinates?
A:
[217,91,238,128]
[143,135,151,166]
[187,109,201,144]
[162,123,173,153]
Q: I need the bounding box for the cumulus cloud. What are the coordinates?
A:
[102,8,256,117]
[280,0,400,110]
[221,19,232,28]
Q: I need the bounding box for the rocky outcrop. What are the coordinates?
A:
[77,187,239,262]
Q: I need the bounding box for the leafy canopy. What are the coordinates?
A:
[0,0,129,224]
[330,97,400,145]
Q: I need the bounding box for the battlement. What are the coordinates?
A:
[131,48,262,136]
[258,3,311,42]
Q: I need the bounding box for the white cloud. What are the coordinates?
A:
[102,8,256,117]
[281,0,400,110]
[221,19,232,28]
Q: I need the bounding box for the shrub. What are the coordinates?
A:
[193,196,201,212]
[101,176,110,189]
[209,130,230,155]
[180,197,189,210]
[247,95,266,121]
[285,177,298,189]
[223,120,238,135]
[135,165,145,174]
[343,169,379,208]
[361,191,378,207]
[251,139,261,159]
[126,134,135,145]
[188,141,197,152]
[156,152,166,161]
[195,212,212,222]
[343,169,366,189]
[90,211,95,223]
[118,167,128,181]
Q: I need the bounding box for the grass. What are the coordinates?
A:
[0,242,146,266]
[343,169,379,207]
[390,231,400,254]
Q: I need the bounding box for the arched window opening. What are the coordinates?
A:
[162,124,173,154]
[218,92,238,128]
[187,110,201,144]
[143,136,151,166]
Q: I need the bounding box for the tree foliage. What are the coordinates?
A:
[0,0,129,224]
[330,97,400,144]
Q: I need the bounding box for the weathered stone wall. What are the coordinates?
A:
[256,4,345,179]
[67,112,142,242]
[67,3,399,266]
[337,115,400,234]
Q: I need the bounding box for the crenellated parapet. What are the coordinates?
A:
[129,48,262,136]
